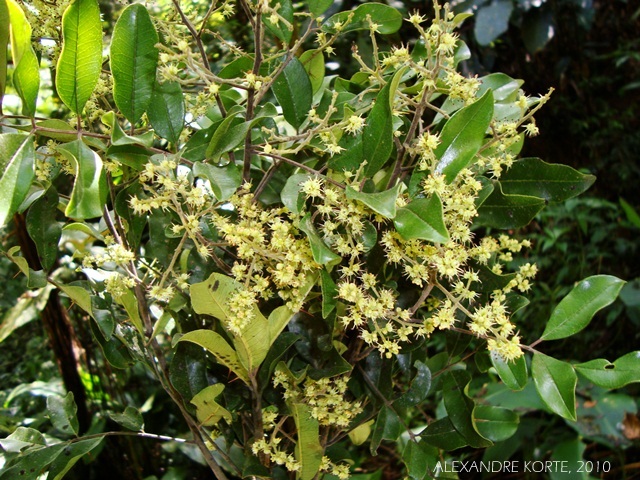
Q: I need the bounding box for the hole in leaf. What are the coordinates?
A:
[604,364,616,370]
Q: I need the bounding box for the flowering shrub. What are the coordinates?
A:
[0,0,636,478]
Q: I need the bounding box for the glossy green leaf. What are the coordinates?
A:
[541,275,625,341]
[477,73,523,102]
[47,437,103,480]
[169,342,208,400]
[35,119,78,142]
[0,443,66,480]
[47,392,79,436]
[57,139,108,220]
[189,273,270,372]
[370,405,403,455]
[346,184,401,219]
[299,213,341,265]
[299,49,325,94]
[117,289,144,336]
[291,403,323,480]
[281,173,310,214]
[108,406,143,431]
[0,426,46,452]
[475,181,546,229]
[421,417,468,451]
[56,0,102,113]
[308,0,333,16]
[434,90,493,183]
[26,187,61,271]
[474,0,514,46]
[323,3,403,34]
[110,3,158,124]
[499,158,595,202]
[178,330,249,384]
[532,352,577,421]
[148,80,184,144]
[0,133,34,226]
[193,161,241,202]
[395,360,431,409]
[0,0,9,111]
[474,405,519,442]
[6,245,47,289]
[549,437,587,480]
[58,283,94,319]
[6,0,39,116]
[402,439,439,480]
[0,286,51,343]
[191,384,232,427]
[394,195,449,243]
[320,269,337,318]
[362,81,394,176]
[272,57,312,129]
[263,0,293,44]
[101,111,155,147]
[490,351,528,391]
[575,351,640,389]
[442,370,492,448]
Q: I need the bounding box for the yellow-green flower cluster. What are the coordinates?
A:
[212,185,319,311]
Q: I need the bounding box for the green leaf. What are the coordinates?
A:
[477,73,523,102]
[6,245,47,289]
[473,405,519,442]
[541,275,625,341]
[394,195,449,243]
[0,443,66,480]
[475,181,546,229]
[0,426,46,452]
[442,370,492,448]
[47,437,103,480]
[190,384,232,427]
[299,213,341,265]
[299,49,325,94]
[362,81,394,176]
[6,0,40,116]
[148,80,185,144]
[434,90,493,183]
[0,286,51,343]
[101,111,155,147]
[620,197,640,228]
[474,0,514,46]
[0,0,10,111]
[57,140,108,220]
[272,57,312,129]
[178,330,249,384]
[395,360,431,409]
[490,351,528,391]
[499,158,596,202]
[402,439,439,480]
[26,187,61,271]
[117,289,144,336]
[308,0,333,17]
[108,406,144,431]
[370,406,403,455]
[323,3,403,34]
[281,173,310,214]
[193,161,241,201]
[549,437,587,480]
[348,420,374,446]
[320,268,337,319]
[110,3,158,124]
[263,0,293,44]
[346,184,401,219]
[34,119,78,142]
[291,403,323,480]
[0,133,34,226]
[56,0,102,113]
[575,351,640,389]
[57,283,94,319]
[47,392,79,436]
[169,342,208,401]
[532,352,577,421]
[421,417,468,451]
